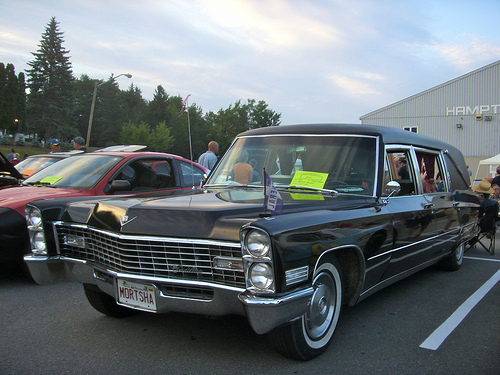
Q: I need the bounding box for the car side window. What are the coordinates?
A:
[112,159,175,192]
[179,160,204,187]
[415,150,447,193]
[386,150,417,196]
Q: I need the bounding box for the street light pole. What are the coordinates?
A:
[86,73,132,149]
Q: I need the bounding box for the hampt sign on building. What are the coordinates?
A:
[446,104,500,116]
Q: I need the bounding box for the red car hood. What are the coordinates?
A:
[0,185,88,215]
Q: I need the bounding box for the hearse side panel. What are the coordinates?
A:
[261,204,395,294]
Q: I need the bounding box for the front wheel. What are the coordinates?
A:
[84,284,138,318]
[268,259,343,361]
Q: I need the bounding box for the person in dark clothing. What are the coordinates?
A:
[398,158,410,180]
[472,179,499,232]
[491,166,500,187]
[72,136,87,152]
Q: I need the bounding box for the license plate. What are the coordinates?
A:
[117,279,157,311]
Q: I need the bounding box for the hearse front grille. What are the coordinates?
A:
[54,223,245,288]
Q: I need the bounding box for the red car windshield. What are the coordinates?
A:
[24,154,122,190]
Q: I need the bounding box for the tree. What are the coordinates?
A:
[210,99,281,151]
[26,17,75,141]
[119,120,173,151]
[150,121,173,152]
[145,85,169,126]
[88,77,125,146]
[72,74,95,141]
[120,121,150,145]
[0,63,26,135]
[121,84,147,126]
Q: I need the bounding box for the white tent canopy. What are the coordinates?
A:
[474,153,500,183]
[479,153,500,166]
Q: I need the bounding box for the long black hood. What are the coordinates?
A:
[63,189,376,241]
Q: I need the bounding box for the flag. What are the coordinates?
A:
[179,94,191,116]
[264,171,283,214]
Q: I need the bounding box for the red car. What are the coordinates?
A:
[0,149,207,267]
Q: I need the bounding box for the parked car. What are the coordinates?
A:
[24,124,479,360]
[1,150,207,266]
[0,152,24,187]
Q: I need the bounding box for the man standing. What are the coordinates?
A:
[49,139,60,153]
[198,141,219,171]
[72,136,87,152]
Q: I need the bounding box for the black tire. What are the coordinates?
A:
[439,242,465,271]
[268,258,343,361]
[83,284,138,318]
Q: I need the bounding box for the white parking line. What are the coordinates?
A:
[464,256,500,263]
[420,266,500,351]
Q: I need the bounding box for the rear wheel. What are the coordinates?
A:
[439,242,465,271]
[268,258,343,360]
[83,284,138,318]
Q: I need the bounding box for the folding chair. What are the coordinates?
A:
[467,215,497,255]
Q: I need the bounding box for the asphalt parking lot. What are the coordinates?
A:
[1,237,498,375]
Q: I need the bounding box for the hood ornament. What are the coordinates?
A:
[119,215,137,227]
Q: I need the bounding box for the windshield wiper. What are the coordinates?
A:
[25,181,56,187]
[280,185,339,196]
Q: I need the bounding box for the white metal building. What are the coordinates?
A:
[360,60,500,179]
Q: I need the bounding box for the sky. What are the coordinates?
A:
[1,0,500,125]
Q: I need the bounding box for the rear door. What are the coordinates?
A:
[383,146,437,278]
[416,148,460,255]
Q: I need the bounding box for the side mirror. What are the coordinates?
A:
[385,181,401,197]
[201,173,209,187]
[105,180,131,194]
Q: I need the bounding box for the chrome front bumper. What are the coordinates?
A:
[24,255,313,335]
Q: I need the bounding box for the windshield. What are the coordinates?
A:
[15,155,66,178]
[24,154,122,189]
[206,134,378,196]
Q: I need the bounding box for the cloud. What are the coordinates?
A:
[329,73,384,98]
[432,34,500,69]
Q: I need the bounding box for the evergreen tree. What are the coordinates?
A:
[26,17,75,142]
[0,63,9,132]
[0,63,26,135]
[145,85,169,126]
[121,84,147,125]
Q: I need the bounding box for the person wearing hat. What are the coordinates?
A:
[6,148,15,160]
[472,179,499,233]
[72,136,87,153]
[49,139,60,153]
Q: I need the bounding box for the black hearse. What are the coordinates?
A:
[25,124,479,360]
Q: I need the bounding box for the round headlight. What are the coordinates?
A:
[32,231,47,254]
[246,230,270,257]
[249,262,274,290]
[26,207,43,228]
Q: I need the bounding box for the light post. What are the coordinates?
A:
[86,73,132,148]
